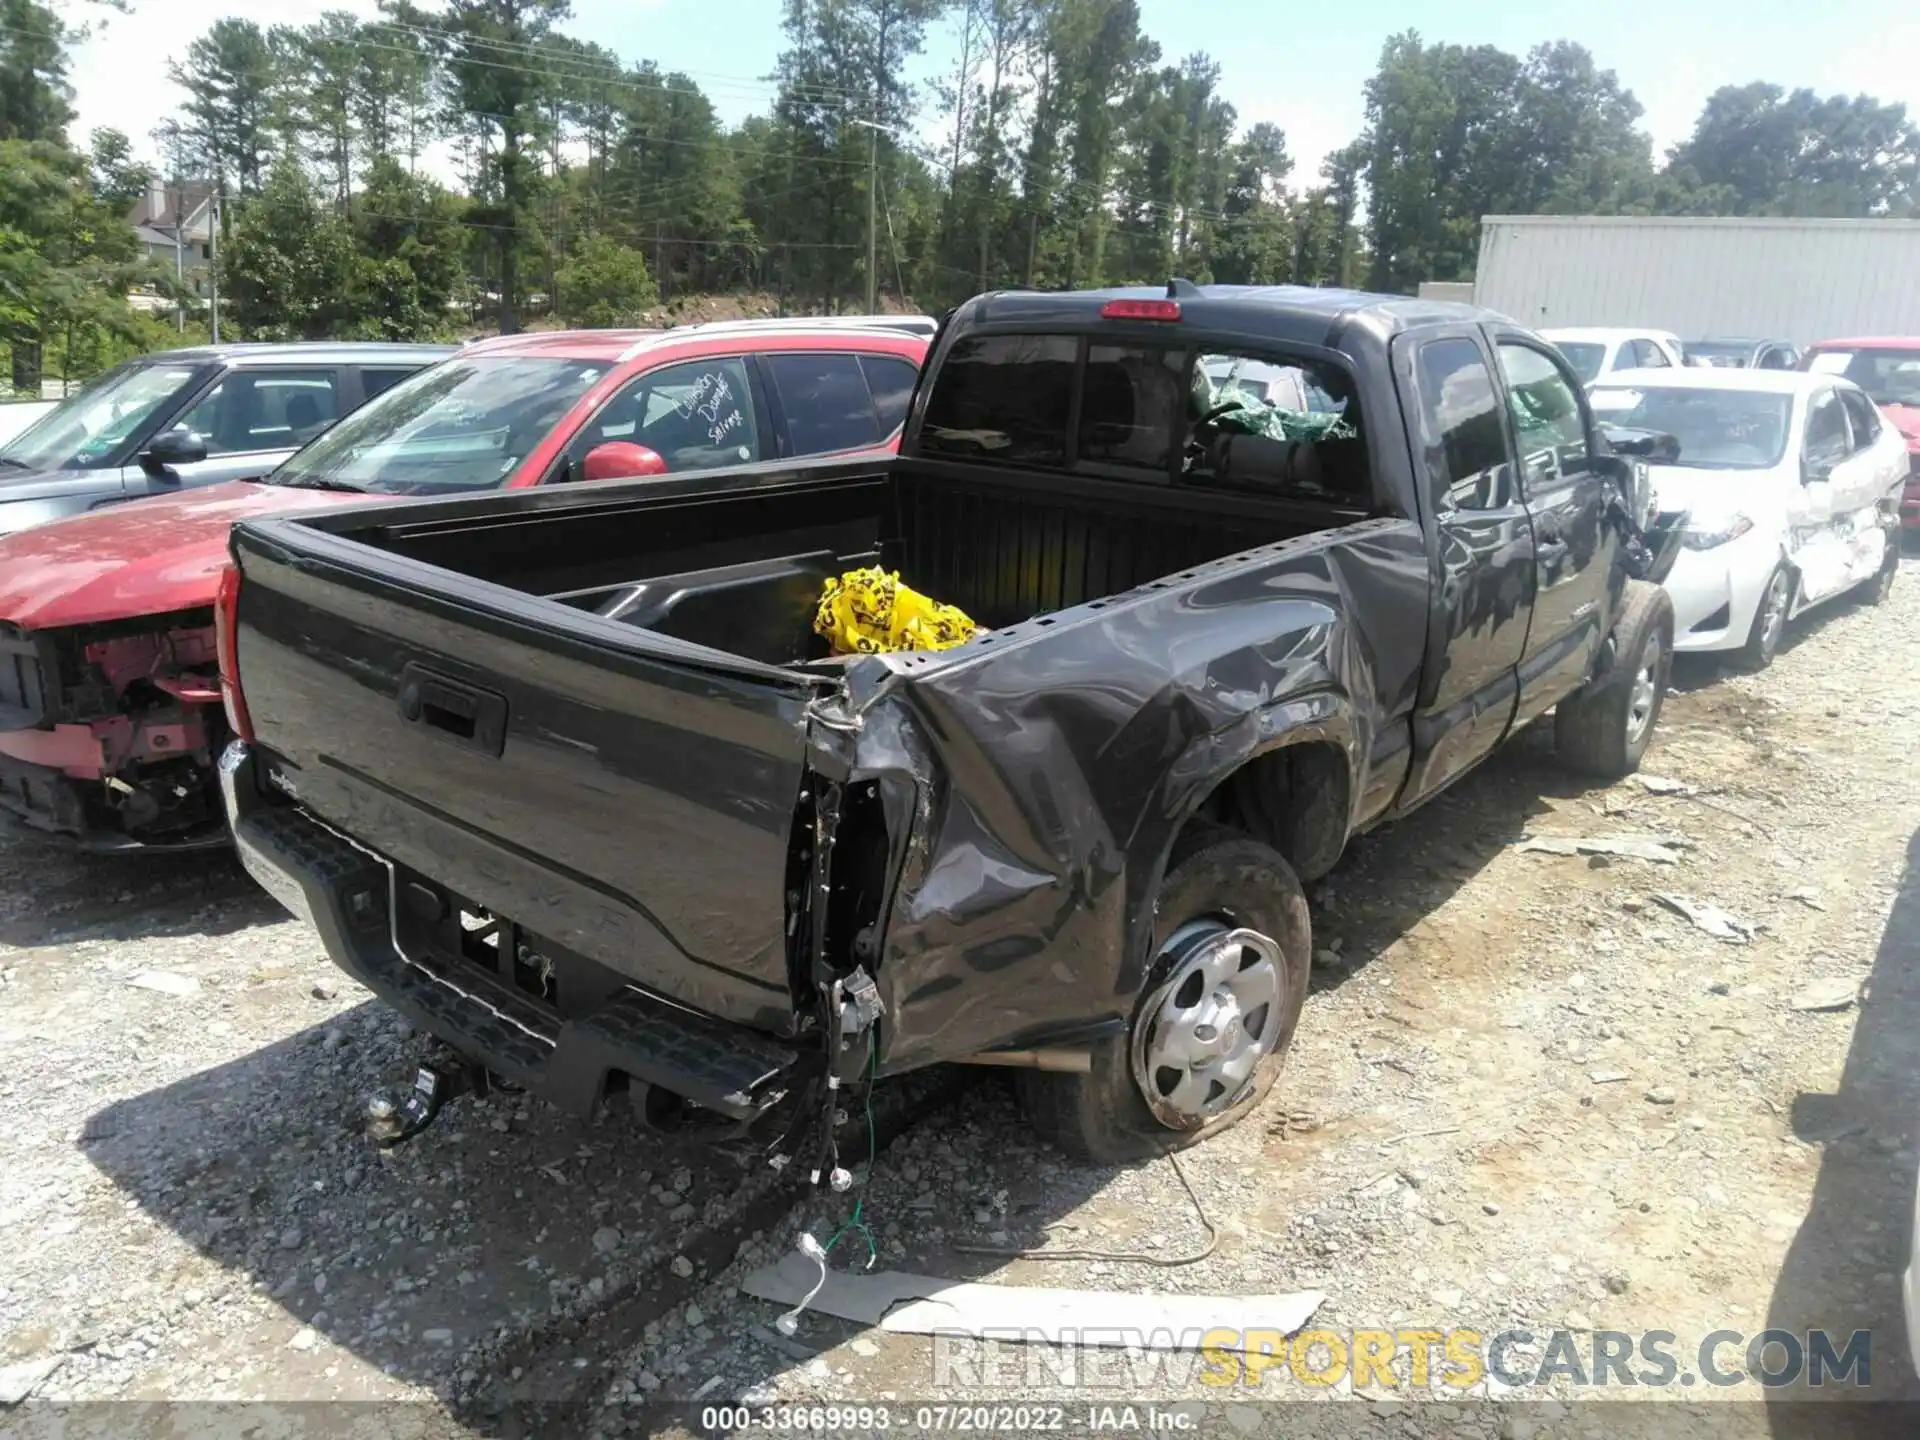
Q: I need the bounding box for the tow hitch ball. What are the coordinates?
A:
[365,1059,487,1149]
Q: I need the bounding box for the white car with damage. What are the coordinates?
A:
[1589,368,1907,667]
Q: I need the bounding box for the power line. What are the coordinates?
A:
[360,18,871,108]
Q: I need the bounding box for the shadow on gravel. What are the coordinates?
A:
[1766,828,1920,1426]
[0,837,282,948]
[1301,721,1632,998]
[78,999,801,1405]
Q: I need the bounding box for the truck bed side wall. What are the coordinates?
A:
[855,516,1429,1070]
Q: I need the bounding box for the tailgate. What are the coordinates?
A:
[229,519,831,1032]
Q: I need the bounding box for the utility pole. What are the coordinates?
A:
[848,119,897,313]
[866,122,877,313]
[209,193,220,344]
[173,180,184,333]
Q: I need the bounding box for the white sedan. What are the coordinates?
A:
[1589,368,1908,668]
[1542,327,1687,386]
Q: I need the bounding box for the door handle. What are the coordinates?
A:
[397,663,508,757]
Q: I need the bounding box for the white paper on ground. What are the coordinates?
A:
[739,1251,1325,1350]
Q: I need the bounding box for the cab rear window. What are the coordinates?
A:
[918,331,1369,507]
[918,335,1075,466]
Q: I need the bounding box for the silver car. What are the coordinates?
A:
[0,342,452,536]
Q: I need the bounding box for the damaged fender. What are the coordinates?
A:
[829,524,1421,1075]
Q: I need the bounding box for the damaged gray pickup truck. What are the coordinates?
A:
[217,284,1683,1165]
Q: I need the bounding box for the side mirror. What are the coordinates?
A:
[581,441,669,482]
[1599,424,1680,462]
[140,428,208,475]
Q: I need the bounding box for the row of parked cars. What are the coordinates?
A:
[0,287,1907,1167]
[0,318,933,851]
[1536,325,1920,667]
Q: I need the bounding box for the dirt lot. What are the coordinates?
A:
[3,561,1918,1435]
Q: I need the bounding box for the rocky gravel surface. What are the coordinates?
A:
[2,560,1918,1439]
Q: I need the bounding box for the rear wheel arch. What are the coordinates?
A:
[1116,702,1357,1004]
[1196,738,1354,885]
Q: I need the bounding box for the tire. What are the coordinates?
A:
[1739,564,1793,669]
[1020,823,1310,1165]
[1554,579,1674,780]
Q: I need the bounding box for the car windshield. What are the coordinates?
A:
[268,356,604,494]
[0,362,206,471]
[1553,342,1606,384]
[1588,385,1793,470]
[1805,347,1920,408]
[1685,341,1755,368]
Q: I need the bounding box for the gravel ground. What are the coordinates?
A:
[2,560,1918,1437]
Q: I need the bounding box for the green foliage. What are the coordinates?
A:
[554,233,658,327]
[218,162,358,340]
[167,18,278,198]
[0,136,157,390]
[10,0,1919,394]
[0,0,71,143]
[352,156,467,337]
[87,127,151,210]
[1670,83,1920,217]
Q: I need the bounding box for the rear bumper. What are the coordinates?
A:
[220,742,801,1119]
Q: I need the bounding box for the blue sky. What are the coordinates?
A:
[70,0,1920,182]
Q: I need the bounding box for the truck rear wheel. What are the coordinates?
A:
[1020,824,1310,1165]
[1554,580,1673,779]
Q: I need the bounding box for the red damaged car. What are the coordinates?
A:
[0,321,930,850]
[1802,338,1920,531]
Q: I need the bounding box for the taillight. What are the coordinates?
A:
[1100,298,1182,321]
[214,563,254,742]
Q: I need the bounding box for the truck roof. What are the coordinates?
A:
[954,282,1513,346]
[132,341,455,367]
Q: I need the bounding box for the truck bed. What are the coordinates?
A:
[227,454,1393,1057]
[286,456,1367,661]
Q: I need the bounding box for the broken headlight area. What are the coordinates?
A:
[1681,515,1754,551]
[0,615,226,846]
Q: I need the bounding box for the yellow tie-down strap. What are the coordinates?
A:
[813,567,980,656]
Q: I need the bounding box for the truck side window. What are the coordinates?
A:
[918,334,1074,467]
[1415,338,1513,512]
[1496,343,1590,484]
[1184,350,1368,505]
[1078,345,1181,471]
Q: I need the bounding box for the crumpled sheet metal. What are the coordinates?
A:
[835,522,1431,1072]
